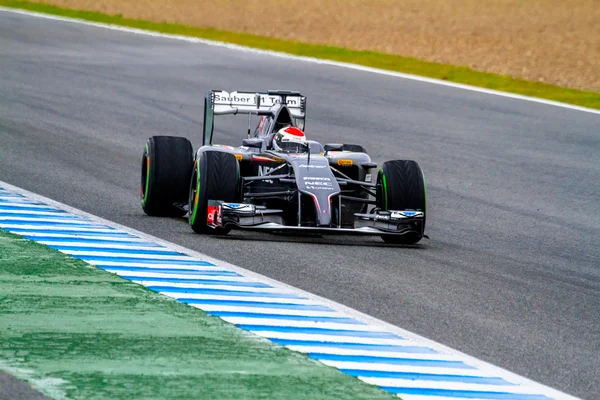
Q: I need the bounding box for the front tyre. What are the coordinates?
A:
[188,151,240,234]
[141,136,193,217]
[377,160,426,244]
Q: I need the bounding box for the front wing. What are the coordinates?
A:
[206,201,425,237]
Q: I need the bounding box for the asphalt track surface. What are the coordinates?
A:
[0,11,598,399]
[0,371,51,400]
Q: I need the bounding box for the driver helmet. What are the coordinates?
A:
[273,126,307,153]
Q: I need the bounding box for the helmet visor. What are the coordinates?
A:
[277,141,306,153]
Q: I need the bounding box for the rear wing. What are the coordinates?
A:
[203,90,306,146]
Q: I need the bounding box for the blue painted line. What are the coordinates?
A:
[210,312,365,324]
[272,339,435,353]
[0,193,24,198]
[309,353,474,369]
[0,213,82,219]
[342,369,512,385]
[0,220,104,227]
[2,228,128,236]
[180,299,335,311]
[0,199,45,205]
[46,245,184,256]
[0,205,66,212]
[236,325,401,338]
[23,236,162,246]
[148,287,304,299]
[380,388,552,400]
[99,266,237,276]
[0,200,32,204]
[121,276,270,287]
[77,256,211,265]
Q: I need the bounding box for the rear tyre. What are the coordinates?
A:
[376,160,426,244]
[188,151,240,234]
[141,136,193,217]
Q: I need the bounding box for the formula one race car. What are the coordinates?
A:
[140,90,427,244]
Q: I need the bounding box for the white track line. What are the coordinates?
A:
[250,332,409,346]
[0,6,598,117]
[0,224,123,233]
[115,271,248,280]
[319,362,487,376]
[398,396,494,400]
[192,305,342,317]
[0,216,93,224]
[0,209,68,216]
[357,379,535,393]
[0,180,581,400]
[38,242,168,251]
[93,261,218,269]
[159,293,314,304]
[109,270,241,278]
[130,282,286,293]
[10,232,149,242]
[288,348,457,360]
[219,317,385,331]
[0,203,61,209]
[58,250,189,260]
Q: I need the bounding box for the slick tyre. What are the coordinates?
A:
[188,151,240,234]
[377,160,426,244]
[141,136,193,217]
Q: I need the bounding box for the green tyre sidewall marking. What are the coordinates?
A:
[189,160,201,226]
[141,142,150,206]
[380,168,388,210]
[421,167,427,215]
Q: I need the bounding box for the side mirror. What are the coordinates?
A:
[242,139,263,151]
[360,162,377,169]
[323,143,344,153]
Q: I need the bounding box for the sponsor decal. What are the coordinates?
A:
[306,187,335,190]
[213,92,302,108]
[222,203,244,209]
[337,159,353,166]
[214,93,253,104]
[235,154,243,161]
[305,186,335,191]
[303,176,335,190]
[390,210,424,218]
[258,165,275,184]
[298,164,326,168]
[206,205,221,225]
[222,203,255,214]
[304,181,332,186]
[259,95,300,107]
[365,173,372,182]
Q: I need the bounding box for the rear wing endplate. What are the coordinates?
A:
[203,90,306,146]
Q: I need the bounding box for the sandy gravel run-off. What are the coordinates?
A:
[34,0,600,92]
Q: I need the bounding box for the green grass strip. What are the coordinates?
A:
[0,230,397,400]
[1,0,599,110]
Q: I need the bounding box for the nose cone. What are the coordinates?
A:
[291,156,341,226]
[307,193,334,226]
